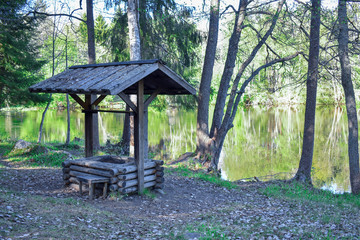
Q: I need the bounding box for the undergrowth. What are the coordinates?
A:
[167,165,238,190]
[261,181,360,208]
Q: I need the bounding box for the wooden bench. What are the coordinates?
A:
[77,175,109,200]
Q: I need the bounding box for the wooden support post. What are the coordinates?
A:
[135,80,145,193]
[91,94,99,150]
[85,95,94,157]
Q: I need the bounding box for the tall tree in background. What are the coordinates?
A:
[196,0,219,157]
[338,0,360,194]
[294,0,321,183]
[86,0,100,150]
[0,0,45,108]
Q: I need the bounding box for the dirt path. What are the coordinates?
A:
[1,158,359,239]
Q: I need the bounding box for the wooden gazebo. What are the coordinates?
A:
[29,59,196,193]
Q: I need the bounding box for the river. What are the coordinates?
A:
[0,105,352,193]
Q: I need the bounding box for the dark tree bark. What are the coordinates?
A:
[196,0,220,158]
[338,0,360,194]
[86,0,99,150]
[207,0,285,169]
[210,0,248,138]
[294,0,321,183]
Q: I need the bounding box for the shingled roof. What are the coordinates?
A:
[29,59,196,95]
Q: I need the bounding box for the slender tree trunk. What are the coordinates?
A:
[208,0,285,169]
[196,0,220,159]
[86,0,99,150]
[125,0,141,156]
[210,0,248,138]
[338,0,360,194]
[65,30,70,145]
[38,10,56,144]
[38,94,52,144]
[294,0,321,183]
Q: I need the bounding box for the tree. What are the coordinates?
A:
[195,0,303,170]
[196,0,220,158]
[294,0,321,183]
[0,0,46,108]
[337,0,360,194]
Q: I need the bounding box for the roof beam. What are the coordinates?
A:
[70,94,86,109]
[92,95,107,106]
[118,92,137,113]
[144,89,160,108]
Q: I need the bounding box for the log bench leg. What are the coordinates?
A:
[79,181,83,195]
[103,182,108,199]
[89,181,95,200]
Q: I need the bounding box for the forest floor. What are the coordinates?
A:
[0,148,360,239]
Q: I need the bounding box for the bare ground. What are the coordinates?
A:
[0,158,359,239]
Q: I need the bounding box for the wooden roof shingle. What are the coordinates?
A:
[29,59,196,95]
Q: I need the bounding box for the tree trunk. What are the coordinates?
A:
[125,0,142,157]
[38,93,52,144]
[86,0,99,150]
[294,0,321,183]
[208,0,285,169]
[338,0,360,194]
[196,0,220,159]
[210,0,248,138]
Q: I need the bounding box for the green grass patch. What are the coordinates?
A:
[261,181,360,208]
[0,141,14,156]
[26,152,68,167]
[168,165,238,190]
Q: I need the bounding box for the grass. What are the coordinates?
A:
[167,165,238,190]
[0,140,81,168]
[261,181,360,208]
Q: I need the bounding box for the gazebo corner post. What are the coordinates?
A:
[135,80,145,193]
[85,94,94,157]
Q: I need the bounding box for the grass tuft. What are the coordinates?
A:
[168,165,238,190]
[261,181,360,208]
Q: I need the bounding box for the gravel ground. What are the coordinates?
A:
[0,158,359,239]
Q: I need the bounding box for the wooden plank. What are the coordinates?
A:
[73,67,107,91]
[89,65,135,91]
[30,68,77,90]
[69,94,86,109]
[118,92,137,113]
[109,64,158,95]
[84,95,94,157]
[82,110,133,114]
[119,181,156,194]
[54,68,94,91]
[103,64,150,90]
[44,68,86,91]
[117,168,156,180]
[69,165,113,177]
[135,80,145,193]
[76,66,119,91]
[118,174,156,188]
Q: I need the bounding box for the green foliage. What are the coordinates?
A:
[168,165,238,190]
[0,0,47,107]
[261,181,360,208]
[26,152,68,167]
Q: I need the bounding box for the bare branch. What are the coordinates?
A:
[31,10,86,23]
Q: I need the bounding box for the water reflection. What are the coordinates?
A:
[0,106,352,192]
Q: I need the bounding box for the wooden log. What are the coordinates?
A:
[62,168,70,173]
[117,168,156,181]
[109,176,118,184]
[109,184,118,192]
[156,166,164,171]
[70,165,113,177]
[154,183,164,189]
[156,177,165,183]
[63,174,70,180]
[151,159,164,165]
[67,159,156,175]
[117,174,156,188]
[119,181,156,194]
[62,161,71,168]
[69,177,80,184]
[155,171,164,177]
[64,179,70,185]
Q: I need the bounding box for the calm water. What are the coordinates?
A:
[0,106,353,192]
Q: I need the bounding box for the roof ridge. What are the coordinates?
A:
[69,59,165,69]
